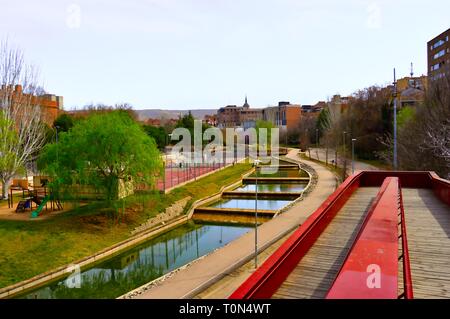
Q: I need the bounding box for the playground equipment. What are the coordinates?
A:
[13,187,63,218]
[30,195,50,218]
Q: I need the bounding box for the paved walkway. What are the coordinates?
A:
[306,147,379,174]
[127,149,337,299]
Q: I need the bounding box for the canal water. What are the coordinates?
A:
[248,169,308,178]
[18,221,251,299]
[205,167,309,212]
[210,198,292,210]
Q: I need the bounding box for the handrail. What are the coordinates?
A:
[229,171,364,299]
[398,180,414,299]
[230,170,447,299]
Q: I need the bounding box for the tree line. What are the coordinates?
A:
[292,77,449,179]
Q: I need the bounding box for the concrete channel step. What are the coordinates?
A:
[257,165,299,170]
[194,207,276,217]
[222,191,301,200]
[243,177,309,183]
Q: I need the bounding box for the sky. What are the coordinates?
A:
[1,0,449,110]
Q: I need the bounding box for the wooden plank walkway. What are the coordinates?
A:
[272,187,379,299]
[402,188,450,299]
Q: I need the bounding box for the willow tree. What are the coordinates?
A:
[0,40,46,199]
[38,110,163,202]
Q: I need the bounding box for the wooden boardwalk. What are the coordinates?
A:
[402,188,450,299]
[272,187,379,299]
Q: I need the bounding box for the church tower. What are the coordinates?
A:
[243,95,249,108]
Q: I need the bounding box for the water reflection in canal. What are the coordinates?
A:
[19,221,251,299]
[248,169,308,178]
[210,198,292,210]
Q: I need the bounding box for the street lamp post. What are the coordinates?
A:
[285,127,288,149]
[55,126,60,162]
[393,68,398,170]
[342,131,347,179]
[254,159,261,269]
[343,131,346,158]
[168,133,173,188]
[305,128,310,158]
[316,128,319,149]
[351,138,356,174]
[55,126,61,183]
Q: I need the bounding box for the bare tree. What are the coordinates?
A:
[378,74,450,179]
[0,40,46,199]
[425,123,450,173]
[298,115,316,152]
[419,75,450,178]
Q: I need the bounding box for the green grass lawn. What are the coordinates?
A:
[0,163,252,289]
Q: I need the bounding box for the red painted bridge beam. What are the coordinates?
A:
[326,177,400,299]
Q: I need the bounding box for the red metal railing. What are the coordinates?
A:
[398,181,414,299]
[229,171,364,299]
[230,171,449,299]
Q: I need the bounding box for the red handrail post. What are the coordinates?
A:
[398,181,414,299]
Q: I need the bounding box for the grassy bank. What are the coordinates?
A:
[0,163,252,288]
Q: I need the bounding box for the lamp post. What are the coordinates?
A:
[343,131,346,157]
[342,131,347,179]
[285,127,288,149]
[254,159,261,269]
[316,128,319,149]
[351,138,356,174]
[305,128,310,158]
[165,133,169,153]
[393,68,398,170]
[168,133,173,188]
[55,126,60,162]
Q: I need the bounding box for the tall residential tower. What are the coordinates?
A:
[428,28,450,81]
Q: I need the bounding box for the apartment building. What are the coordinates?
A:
[0,84,63,125]
[428,28,450,81]
[217,98,302,131]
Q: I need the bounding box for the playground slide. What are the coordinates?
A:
[31,195,50,218]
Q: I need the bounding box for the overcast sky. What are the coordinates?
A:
[1,0,449,110]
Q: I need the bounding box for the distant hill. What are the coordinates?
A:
[135,109,217,121]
